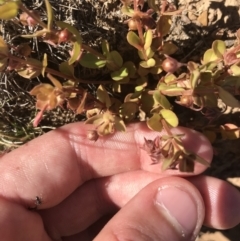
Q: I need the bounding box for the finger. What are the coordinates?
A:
[40,172,240,239]
[0,122,212,208]
[0,197,52,241]
[94,177,204,241]
[189,176,240,229]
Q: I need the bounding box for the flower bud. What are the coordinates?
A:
[87,130,99,141]
[128,19,138,30]
[57,29,73,44]
[177,95,193,107]
[162,55,183,73]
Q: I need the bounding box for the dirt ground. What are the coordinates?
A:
[0,0,240,240]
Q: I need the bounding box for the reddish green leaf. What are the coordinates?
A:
[160,109,178,127]
[202,49,218,64]
[127,31,143,51]
[147,113,163,132]
[144,29,153,50]
[96,85,111,108]
[212,40,226,58]
[153,91,171,109]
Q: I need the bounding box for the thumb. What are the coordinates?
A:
[94,177,204,241]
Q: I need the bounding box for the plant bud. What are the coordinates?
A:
[58,29,73,44]
[162,55,183,73]
[178,95,193,107]
[128,19,138,30]
[87,130,99,141]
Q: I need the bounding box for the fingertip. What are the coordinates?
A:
[190,176,240,229]
[94,177,204,241]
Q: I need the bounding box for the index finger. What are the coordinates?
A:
[0,122,213,208]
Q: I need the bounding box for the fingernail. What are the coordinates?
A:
[155,186,198,239]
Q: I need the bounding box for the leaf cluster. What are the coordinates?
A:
[1,0,240,172]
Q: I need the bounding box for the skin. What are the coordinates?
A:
[0,122,239,241]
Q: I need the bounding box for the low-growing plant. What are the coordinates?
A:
[0,0,240,172]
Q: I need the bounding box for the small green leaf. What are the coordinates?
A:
[69,41,81,65]
[230,64,240,76]
[79,53,106,69]
[42,53,48,77]
[161,42,178,55]
[157,15,172,37]
[200,71,212,85]
[160,87,185,96]
[164,74,176,84]
[47,73,62,89]
[102,40,110,56]
[179,158,194,172]
[141,91,155,114]
[123,61,136,78]
[121,5,134,17]
[161,156,175,171]
[194,154,210,167]
[114,116,127,132]
[190,69,200,89]
[202,49,218,64]
[217,86,240,108]
[111,66,129,81]
[144,29,153,50]
[0,1,19,20]
[108,51,123,68]
[127,31,143,51]
[119,102,139,122]
[0,57,7,71]
[135,85,144,92]
[0,36,8,56]
[112,83,121,93]
[96,85,111,108]
[59,61,75,77]
[140,58,156,68]
[76,91,87,114]
[138,47,154,60]
[45,0,53,31]
[160,109,178,127]
[0,36,8,71]
[147,113,163,132]
[153,91,171,109]
[212,40,226,58]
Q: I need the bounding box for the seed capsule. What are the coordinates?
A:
[87,130,99,141]
[162,55,183,73]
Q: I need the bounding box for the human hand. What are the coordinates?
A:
[0,123,239,241]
